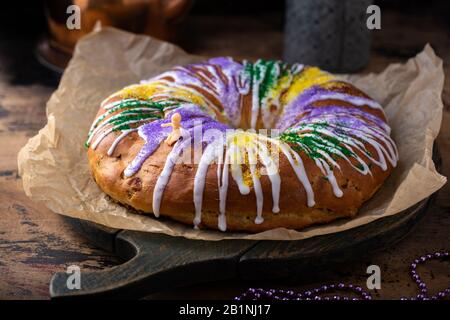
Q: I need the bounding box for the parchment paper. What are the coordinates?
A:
[17,27,447,240]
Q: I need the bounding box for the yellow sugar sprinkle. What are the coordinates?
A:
[230,132,257,148]
[170,89,206,107]
[283,67,335,104]
[266,74,292,104]
[243,152,263,188]
[120,82,208,109]
[121,84,159,100]
[321,80,348,90]
[242,168,254,187]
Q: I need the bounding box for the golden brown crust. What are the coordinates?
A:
[87,80,395,233]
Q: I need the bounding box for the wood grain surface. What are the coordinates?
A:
[0,10,449,299]
[48,192,435,299]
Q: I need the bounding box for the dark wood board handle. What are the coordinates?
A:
[50,231,256,299]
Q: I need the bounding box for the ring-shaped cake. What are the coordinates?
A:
[86,57,398,232]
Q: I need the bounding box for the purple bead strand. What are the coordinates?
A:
[235,251,449,301]
[234,283,372,301]
[402,251,450,301]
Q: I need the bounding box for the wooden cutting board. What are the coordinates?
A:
[49,146,441,299]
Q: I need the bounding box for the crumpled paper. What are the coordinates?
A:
[18,27,447,240]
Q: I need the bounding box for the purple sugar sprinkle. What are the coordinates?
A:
[124,105,229,177]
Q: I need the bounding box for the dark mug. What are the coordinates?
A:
[283,0,373,73]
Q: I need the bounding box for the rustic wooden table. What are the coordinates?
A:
[0,11,449,300]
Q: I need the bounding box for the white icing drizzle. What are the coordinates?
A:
[87,98,167,153]
[301,92,383,111]
[148,62,243,126]
[290,63,304,75]
[218,147,231,231]
[260,63,304,129]
[316,158,343,198]
[208,59,243,126]
[250,64,264,129]
[247,62,305,130]
[89,119,146,150]
[193,141,222,227]
[246,145,264,224]
[153,79,220,114]
[92,109,153,134]
[254,140,281,213]
[237,61,251,95]
[229,145,251,195]
[102,98,136,110]
[216,140,227,231]
[260,63,281,129]
[152,138,192,217]
[191,132,285,228]
[217,212,227,232]
[297,125,371,175]
[274,140,316,207]
[107,129,136,156]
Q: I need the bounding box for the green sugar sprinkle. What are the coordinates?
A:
[85,98,178,147]
[242,59,293,104]
[280,122,356,163]
[257,60,285,103]
[108,113,160,128]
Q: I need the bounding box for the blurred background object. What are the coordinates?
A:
[39,0,193,71]
[284,0,374,72]
[0,0,448,78]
